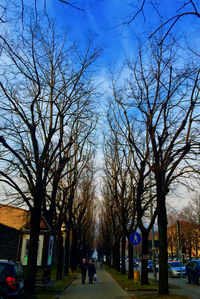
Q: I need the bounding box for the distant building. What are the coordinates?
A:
[0,204,53,284]
[0,204,54,280]
[0,204,29,261]
[167,220,200,260]
[148,231,159,258]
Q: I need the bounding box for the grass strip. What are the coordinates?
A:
[135,296,190,299]
[104,264,158,291]
[35,269,80,299]
[104,265,190,299]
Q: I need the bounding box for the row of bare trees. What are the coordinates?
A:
[1,1,200,297]
[0,13,100,294]
[98,34,200,295]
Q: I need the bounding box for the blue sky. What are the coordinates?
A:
[2,0,199,68]
[47,0,137,64]
[1,0,200,208]
[45,0,200,149]
[45,0,200,65]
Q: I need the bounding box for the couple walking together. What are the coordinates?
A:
[80,259,96,284]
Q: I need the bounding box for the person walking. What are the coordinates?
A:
[88,259,96,284]
[80,258,88,284]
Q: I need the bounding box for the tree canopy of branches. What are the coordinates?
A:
[124,0,200,44]
[100,120,138,277]
[108,36,200,294]
[51,130,97,279]
[0,14,100,293]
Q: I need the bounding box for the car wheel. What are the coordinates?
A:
[186,275,191,284]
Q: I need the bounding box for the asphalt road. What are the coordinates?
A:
[59,265,132,299]
[149,272,200,299]
[169,276,200,299]
[127,261,200,299]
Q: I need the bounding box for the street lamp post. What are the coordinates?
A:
[61,224,67,277]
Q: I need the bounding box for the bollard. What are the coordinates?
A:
[134,270,140,295]
[134,270,140,282]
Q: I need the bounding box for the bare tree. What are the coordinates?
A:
[71,165,97,268]
[122,0,200,44]
[0,3,6,24]
[101,122,137,276]
[102,133,125,272]
[97,198,113,266]
[0,15,100,293]
[49,120,96,279]
[180,193,200,225]
[107,82,158,285]
[110,37,200,294]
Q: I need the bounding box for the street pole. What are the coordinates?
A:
[61,224,66,278]
[63,234,66,277]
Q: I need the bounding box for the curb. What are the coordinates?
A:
[105,268,158,294]
[53,274,79,298]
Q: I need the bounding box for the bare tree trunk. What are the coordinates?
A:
[56,232,63,280]
[128,241,133,279]
[113,244,116,269]
[112,238,120,271]
[116,239,120,272]
[64,229,70,275]
[141,230,149,285]
[121,233,126,274]
[113,238,118,270]
[25,206,41,296]
[70,232,78,272]
[157,181,168,295]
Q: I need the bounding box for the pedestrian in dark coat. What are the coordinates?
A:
[80,258,88,284]
[88,259,96,284]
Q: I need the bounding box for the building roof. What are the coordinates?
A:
[0,204,29,230]
[0,204,51,232]
[21,216,51,233]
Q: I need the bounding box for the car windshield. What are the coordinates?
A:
[148,261,153,265]
[170,262,184,267]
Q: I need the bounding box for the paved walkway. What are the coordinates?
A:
[59,265,132,299]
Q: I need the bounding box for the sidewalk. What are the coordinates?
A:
[58,265,132,299]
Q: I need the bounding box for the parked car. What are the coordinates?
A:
[147,260,158,272]
[186,260,200,284]
[168,261,186,277]
[0,260,24,298]
[133,259,139,267]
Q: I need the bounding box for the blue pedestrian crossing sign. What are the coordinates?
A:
[129,232,142,245]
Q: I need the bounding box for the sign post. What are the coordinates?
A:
[129,232,142,246]
[129,232,142,286]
